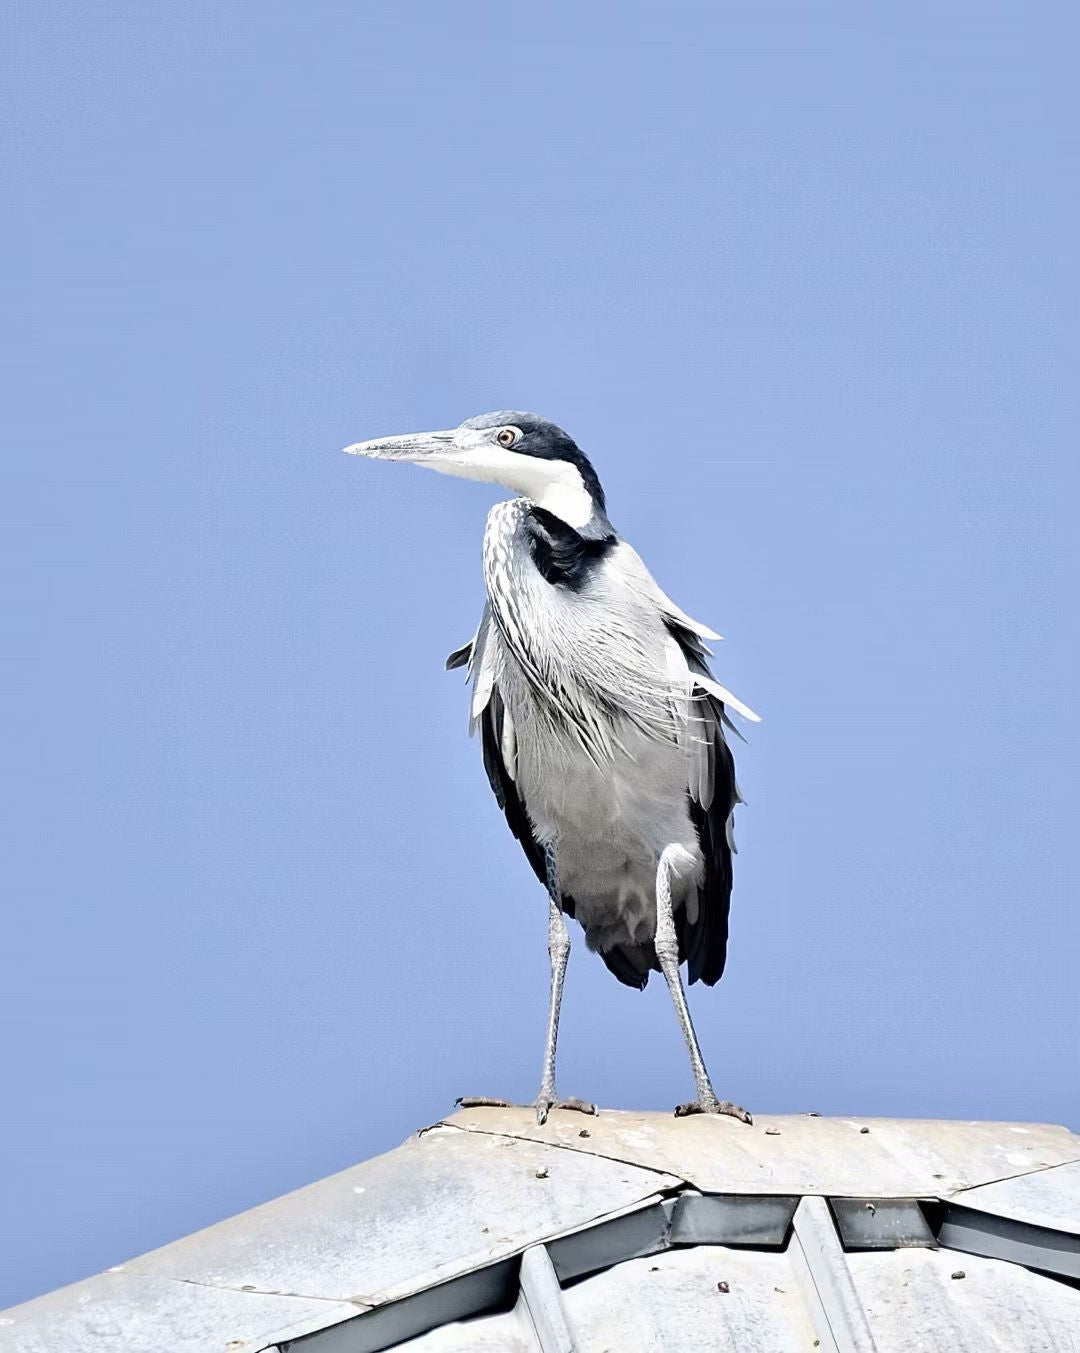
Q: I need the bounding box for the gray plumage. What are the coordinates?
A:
[459,501,741,988]
[346,411,759,1123]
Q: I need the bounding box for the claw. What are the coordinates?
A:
[534,1095,597,1126]
[556,1096,598,1116]
[675,1098,753,1124]
[457,1094,597,1124]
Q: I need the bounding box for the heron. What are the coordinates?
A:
[345,412,759,1124]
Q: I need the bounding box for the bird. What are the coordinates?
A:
[345,411,759,1124]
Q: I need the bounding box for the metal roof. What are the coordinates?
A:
[2,1107,1078,1352]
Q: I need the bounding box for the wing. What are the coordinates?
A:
[682,680,740,986]
[445,639,473,671]
[480,682,548,891]
[616,541,724,646]
[447,607,577,915]
[665,620,755,988]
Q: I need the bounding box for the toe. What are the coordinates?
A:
[674,1098,753,1123]
[556,1097,597,1116]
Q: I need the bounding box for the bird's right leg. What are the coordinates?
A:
[532,846,595,1124]
[458,845,595,1126]
[654,844,752,1123]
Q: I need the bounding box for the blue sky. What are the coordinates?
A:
[2,0,1077,1311]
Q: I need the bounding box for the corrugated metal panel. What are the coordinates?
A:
[0,1271,358,1353]
[559,1246,820,1351]
[285,1260,519,1353]
[952,1160,1080,1231]
[517,1245,576,1352]
[789,1195,876,1351]
[847,1248,1080,1352]
[448,1108,1079,1197]
[830,1198,936,1250]
[385,1249,575,1353]
[3,1110,1078,1352]
[122,1124,679,1306]
[389,1306,537,1352]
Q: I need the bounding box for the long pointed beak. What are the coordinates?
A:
[343,429,457,462]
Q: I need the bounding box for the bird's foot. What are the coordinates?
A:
[455,1095,597,1127]
[533,1094,597,1127]
[675,1096,753,1124]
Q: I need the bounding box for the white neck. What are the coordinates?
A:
[426,447,595,530]
[531,469,594,529]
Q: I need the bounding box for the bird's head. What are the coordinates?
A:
[345,411,611,537]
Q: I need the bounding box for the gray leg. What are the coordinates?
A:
[458,845,595,1125]
[534,898,570,1121]
[534,844,594,1125]
[654,844,751,1123]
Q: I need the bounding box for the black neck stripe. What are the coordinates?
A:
[527,505,617,591]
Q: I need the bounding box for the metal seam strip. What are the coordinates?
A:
[519,1246,576,1353]
[790,1196,878,1353]
[937,1204,1080,1281]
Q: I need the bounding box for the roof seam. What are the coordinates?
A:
[949,1154,1080,1197]
[121,1268,371,1309]
[434,1118,692,1188]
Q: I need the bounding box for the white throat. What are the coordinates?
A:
[531,467,594,529]
[427,446,595,530]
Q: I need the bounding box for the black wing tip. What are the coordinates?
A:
[687,957,728,988]
[680,689,737,993]
[601,951,650,990]
[597,941,653,990]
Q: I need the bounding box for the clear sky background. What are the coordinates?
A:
[2,0,1077,1312]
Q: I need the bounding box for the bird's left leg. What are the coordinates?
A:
[654,844,752,1123]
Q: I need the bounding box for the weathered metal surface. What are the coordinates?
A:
[559,1245,820,1351]
[0,1270,358,1353]
[4,1110,1078,1352]
[952,1159,1080,1231]
[446,1107,1080,1197]
[283,1261,517,1353]
[518,1247,574,1353]
[669,1193,799,1247]
[830,1198,936,1251]
[126,1123,679,1306]
[936,1204,1080,1282]
[0,1121,676,1353]
[846,1247,1080,1351]
[545,1196,672,1283]
[790,1195,877,1352]
[380,1297,538,1352]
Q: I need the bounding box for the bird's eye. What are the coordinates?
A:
[497,428,518,448]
